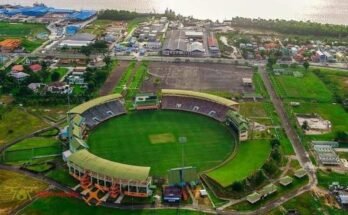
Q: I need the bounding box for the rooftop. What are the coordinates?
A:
[68,149,150,182]
[68,94,122,114]
[162,89,239,108]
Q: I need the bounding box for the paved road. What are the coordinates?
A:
[259,66,317,181]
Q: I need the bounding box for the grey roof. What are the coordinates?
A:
[163,30,188,52]
[69,33,96,41]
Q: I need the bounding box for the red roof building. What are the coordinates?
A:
[29,64,42,72]
[11,65,24,73]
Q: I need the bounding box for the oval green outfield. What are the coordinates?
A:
[207,139,272,187]
[87,110,236,177]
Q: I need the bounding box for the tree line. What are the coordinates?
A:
[98,10,151,21]
[230,17,348,38]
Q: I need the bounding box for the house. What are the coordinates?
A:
[189,42,205,56]
[11,65,24,73]
[145,42,162,50]
[0,39,21,52]
[72,67,87,75]
[29,64,42,72]
[208,33,220,55]
[28,83,46,93]
[8,72,29,81]
[46,82,71,94]
[68,75,85,85]
[338,192,348,205]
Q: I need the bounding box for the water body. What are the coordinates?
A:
[1,0,348,25]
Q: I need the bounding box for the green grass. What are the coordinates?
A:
[114,61,136,93]
[3,137,61,162]
[0,169,48,213]
[82,20,112,36]
[46,167,77,188]
[239,102,272,125]
[52,67,69,79]
[0,107,49,146]
[88,110,235,177]
[317,170,348,189]
[0,22,48,52]
[269,191,345,215]
[272,69,333,102]
[127,62,148,98]
[207,139,271,187]
[21,197,207,215]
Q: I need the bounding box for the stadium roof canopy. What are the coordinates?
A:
[162,89,239,108]
[68,149,150,181]
[68,94,122,114]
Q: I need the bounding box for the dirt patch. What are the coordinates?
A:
[142,62,255,94]
[344,79,348,86]
[99,61,128,96]
[149,133,175,144]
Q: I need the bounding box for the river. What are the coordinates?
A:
[1,0,347,25]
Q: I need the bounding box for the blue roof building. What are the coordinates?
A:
[69,10,96,21]
[22,6,49,17]
[66,25,81,36]
[48,8,75,14]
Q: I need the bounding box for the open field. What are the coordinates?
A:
[113,61,137,93]
[82,20,112,36]
[271,69,333,102]
[28,105,69,122]
[239,102,272,125]
[207,139,271,187]
[99,61,127,96]
[88,110,235,176]
[0,169,48,215]
[45,167,77,188]
[317,170,348,188]
[269,191,345,215]
[0,108,49,146]
[3,137,61,162]
[142,62,254,94]
[0,22,48,52]
[20,197,207,215]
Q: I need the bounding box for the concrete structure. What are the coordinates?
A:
[46,82,71,94]
[59,33,96,48]
[226,110,249,141]
[313,145,340,166]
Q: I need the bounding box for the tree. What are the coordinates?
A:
[270,139,281,148]
[303,61,310,71]
[103,56,111,65]
[231,181,244,192]
[80,46,92,58]
[301,120,309,131]
[51,71,60,82]
[267,55,278,69]
[271,147,282,162]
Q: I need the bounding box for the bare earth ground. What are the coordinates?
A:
[99,61,128,96]
[142,62,255,94]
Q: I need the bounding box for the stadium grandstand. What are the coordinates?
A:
[225,110,249,141]
[64,91,250,201]
[65,94,152,199]
[161,89,239,122]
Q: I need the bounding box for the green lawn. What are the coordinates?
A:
[239,102,272,125]
[0,22,48,52]
[82,20,112,36]
[0,108,49,146]
[317,170,348,189]
[88,110,235,177]
[272,70,333,102]
[114,61,137,93]
[3,137,61,162]
[21,197,207,215]
[46,167,77,188]
[269,191,345,215]
[207,139,271,187]
[52,67,69,80]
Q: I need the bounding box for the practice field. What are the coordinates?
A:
[207,139,271,187]
[271,70,333,102]
[88,110,235,176]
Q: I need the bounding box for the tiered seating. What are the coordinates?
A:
[82,100,126,128]
[161,96,230,121]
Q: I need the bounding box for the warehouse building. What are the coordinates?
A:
[69,10,96,21]
[59,33,96,48]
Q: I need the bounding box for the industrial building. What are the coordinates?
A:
[69,10,96,21]
[59,33,96,48]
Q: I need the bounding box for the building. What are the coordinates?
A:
[21,5,49,17]
[162,30,188,56]
[279,176,293,186]
[8,71,29,81]
[208,33,220,56]
[313,145,340,166]
[66,25,81,36]
[59,33,96,48]
[294,169,307,179]
[338,192,348,205]
[185,31,203,40]
[189,42,205,56]
[311,141,339,148]
[69,10,96,21]
[28,83,46,93]
[246,192,261,204]
[11,65,24,73]
[0,39,21,52]
[145,42,162,50]
[226,110,249,141]
[29,64,42,72]
[46,82,72,94]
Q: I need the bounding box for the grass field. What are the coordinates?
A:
[0,169,48,215]
[82,20,112,36]
[317,170,348,188]
[3,137,61,162]
[269,191,345,215]
[0,107,49,146]
[271,69,333,102]
[0,22,48,52]
[20,197,207,215]
[207,139,271,187]
[114,61,137,93]
[88,110,235,176]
